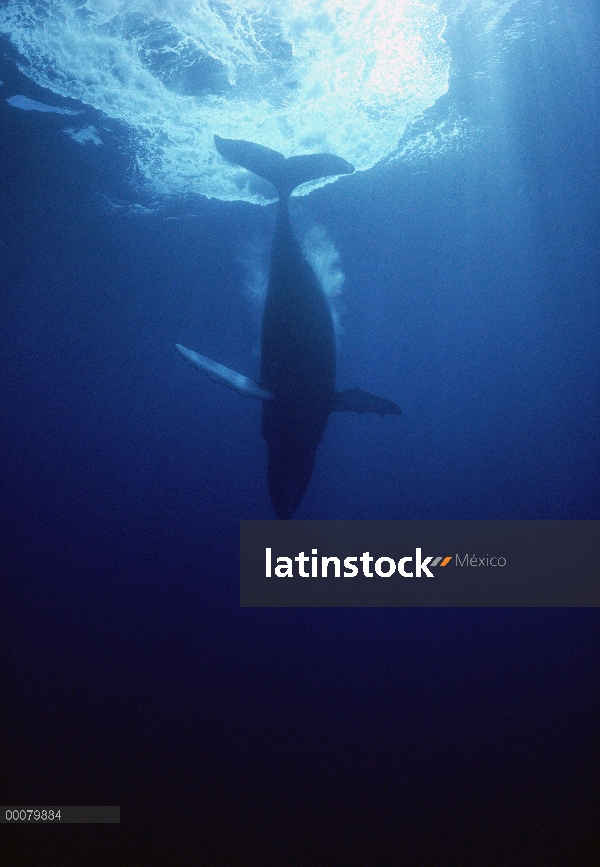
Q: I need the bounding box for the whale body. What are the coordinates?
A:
[177,136,401,518]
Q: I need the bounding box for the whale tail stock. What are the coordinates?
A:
[214,135,354,198]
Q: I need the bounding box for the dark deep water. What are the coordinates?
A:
[1,1,599,864]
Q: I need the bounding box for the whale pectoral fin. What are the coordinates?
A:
[332,388,402,417]
[176,344,273,400]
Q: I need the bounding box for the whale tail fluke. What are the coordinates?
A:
[214,135,354,198]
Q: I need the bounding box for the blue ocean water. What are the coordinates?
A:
[1,1,598,865]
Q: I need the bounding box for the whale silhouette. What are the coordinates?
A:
[177,136,401,518]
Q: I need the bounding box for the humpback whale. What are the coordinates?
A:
[177,136,401,518]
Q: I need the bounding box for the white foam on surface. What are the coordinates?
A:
[64,124,103,144]
[0,1,531,201]
[6,94,83,114]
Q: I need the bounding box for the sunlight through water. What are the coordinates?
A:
[0,1,525,202]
